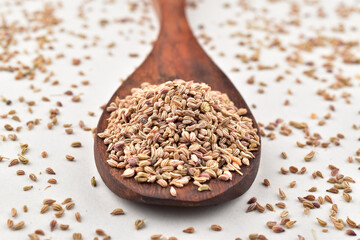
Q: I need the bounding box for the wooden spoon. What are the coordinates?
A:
[94,0,261,207]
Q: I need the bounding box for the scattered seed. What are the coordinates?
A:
[60,224,69,230]
[150,234,162,240]
[23,185,33,191]
[75,212,81,222]
[304,151,315,161]
[247,197,257,204]
[65,202,75,210]
[71,142,82,148]
[279,188,286,200]
[40,205,50,214]
[11,208,17,217]
[61,198,72,204]
[317,218,327,227]
[73,233,82,240]
[50,219,57,231]
[263,179,270,187]
[41,151,48,158]
[91,176,96,187]
[272,225,285,233]
[12,221,25,230]
[346,229,357,236]
[210,224,222,231]
[43,199,56,205]
[285,220,296,229]
[110,208,124,215]
[45,167,56,174]
[183,227,195,233]
[275,202,286,209]
[266,203,274,211]
[96,229,106,236]
[135,219,145,230]
[65,155,75,161]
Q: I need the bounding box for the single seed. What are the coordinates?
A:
[55,210,64,218]
[280,210,289,218]
[316,218,327,227]
[46,167,56,174]
[343,192,352,202]
[23,205,28,212]
[23,185,33,191]
[346,217,357,228]
[279,188,286,200]
[73,233,82,240]
[50,219,57,231]
[263,179,270,187]
[324,195,333,203]
[96,229,106,236]
[304,151,315,161]
[7,219,13,228]
[43,199,56,205]
[272,225,285,233]
[91,176,96,187]
[327,187,339,194]
[52,204,63,211]
[71,142,82,148]
[28,233,39,240]
[247,197,257,204]
[289,166,298,173]
[183,227,195,233]
[110,208,124,215]
[62,198,72,204]
[65,128,73,134]
[280,167,288,174]
[256,202,265,213]
[35,229,45,235]
[346,229,357,236]
[316,171,323,178]
[275,202,286,209]
[65,202,75,210]
[18,154,29,164]
[41,151,48,158]
[249,233,258,240]
[48,178,57,184]
[266,203,274,211]
[41,205,50,214]
[299,167,306,174]
[289,181,296,188]
[11,208,17,217]
[246,203,256,213]
[304,195,315,201]
[150,234,162,240]
[308,186,317,192]
[285,220,296,229]
[266,221,277,229]
[60,224,69,230]
[170,186,177,197]
[75,212,81,222]
[29,173,37,181]
[65,155,75,161]
[12,221,25,230]
[210,224,222,231]
[135,219,145,230]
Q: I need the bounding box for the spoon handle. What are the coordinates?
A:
[152,0,195,45]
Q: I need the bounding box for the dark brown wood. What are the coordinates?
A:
[94,0,261,207]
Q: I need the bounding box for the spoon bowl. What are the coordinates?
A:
[94,0,261,207]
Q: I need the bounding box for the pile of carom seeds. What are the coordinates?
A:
[98,79,260,195]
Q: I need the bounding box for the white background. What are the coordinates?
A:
[1,0,360,239]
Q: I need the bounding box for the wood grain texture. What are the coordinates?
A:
[94,0,261,207]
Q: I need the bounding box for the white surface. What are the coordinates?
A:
[1,0,360,239]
